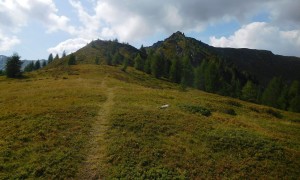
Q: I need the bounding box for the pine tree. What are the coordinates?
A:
[24,61,34,72]
[144,57,151,74]
[151,54,160,78]
[241,81,258,102]
[34,60,41,70]
[6,53,22,78]
[112,52,123,66]
[288,80,300,99]
[233,79,242,98]
[276,85,288,110]
[48,53,53,64]
[181,55,194,87]
[288,80,300,112]
[54,54,59,60]
[163,58,171,79]
[261,77,283,108]
[62,50,66,58]
[194,66,202,89]
[68,54,76,65]
[139,44,147,59]
[289,95,300,112]
[198,60,208,90]
[169,57,181,83]
[204,61,218,92]
[134,54,144,71]
[106,54,112,65]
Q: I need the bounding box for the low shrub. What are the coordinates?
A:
[226,100,242,107]
[265,109,283,119]
[223,108,236,116]
[179,104,211,117]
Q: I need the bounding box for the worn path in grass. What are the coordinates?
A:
[77,76,114,179]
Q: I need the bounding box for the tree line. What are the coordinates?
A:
[2,52,64,77]
[105,46,300,112]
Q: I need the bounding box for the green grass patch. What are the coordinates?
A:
[1,64,299,179]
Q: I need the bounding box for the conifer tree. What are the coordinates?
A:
[62,50,66,58]
[48,53,53,64]
[261,77,283,108]
[54,54,59,60]
[204,61,218,92]
[151,54,160,78]
[144,56,151,74]
[169,57,181,83]
[288,80,300,99]
[194,66,202,89]
[24,61,34,72]
[139,44,147,59]
[68,54,76,65]
[277,84,288,110]
[34,60,41,70]
[134,54,144,71]
[112,52,123,66]
[6,53,22,78]
[106,54,112,65]
[241,80,258,102]
[288,80,300,112]
[197,60,208,90]
[289,95,300,112]
[181,55,194,87]
[163,58,171,78]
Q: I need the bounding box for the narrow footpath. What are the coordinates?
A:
[77,78,114,179]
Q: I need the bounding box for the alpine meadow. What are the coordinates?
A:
[1,31,300,179]
[1,0,300,179]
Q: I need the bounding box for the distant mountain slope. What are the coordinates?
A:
[214,48,300,85]
[0,55,8,70]
[147,31,300,85]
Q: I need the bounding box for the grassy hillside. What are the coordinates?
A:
[0,64,299,179]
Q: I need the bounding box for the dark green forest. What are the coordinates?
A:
[94,32,300,113]
[103,47,300,112]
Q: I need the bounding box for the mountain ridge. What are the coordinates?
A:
[48,31,299,112]
[145,31,300,85]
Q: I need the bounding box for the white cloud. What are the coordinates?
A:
[0,0,74,52]
[2,0,298,57]
[46,0,300,57]
[0,0,72,32]
[210,22,300,56]
[47,38,90,56]
[0,31,20,51]
[62,0,300,43]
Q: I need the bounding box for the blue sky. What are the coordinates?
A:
[0,0,299,60]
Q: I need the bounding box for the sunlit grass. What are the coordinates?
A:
[0,64,299,179]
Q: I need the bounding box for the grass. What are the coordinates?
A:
[0,64,299,179]
[0,65,105,179]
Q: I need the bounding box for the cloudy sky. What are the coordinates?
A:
[0,0,299,60]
